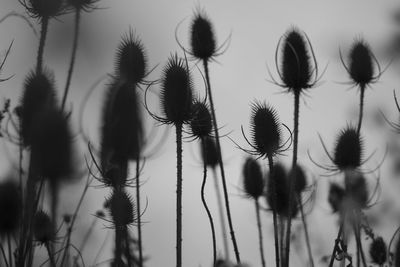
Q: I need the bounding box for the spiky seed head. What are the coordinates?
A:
[344,170,368,209]
[242,158,264,199]
[348,40,374,87]
[101,157,128,188]
[21,0,64,19]
[190,101,212,138]
[369,237,387,265]
[100,80,143,166]
[201,136,218,168]
[0,180,21,234]
[328,183,344,213]
[30,107,73,183]
[34,210,53,244]
[266,163,298,217]
[107,190,135,228]
[190,12,216,60]
[333,127,363,170]
[289,164,307,194]
[115,32,147,84]
[66,0,98,10]
[19,69,57,147]
[280,28,313,93]
[161,54,193,125]
[250,102,281,158]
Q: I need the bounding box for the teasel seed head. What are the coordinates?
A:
[369,236,387,265]
[334,126,363,170]
[34,210,53,244]
[30,107,73,183]
[266,163,298,217]
[66,0,98,11]
[107,189,135,228]
[242,157,264,199]
[348,40,374,87]
[0,180,21,235]
[115,31,147,84]
[19,0,64,19]
[250,102,282,158]
[190,100,212,139]
[328,182,344,213]
[201,136,218,168]
[344,170,368,209]
[289,164,307,195]
[190,11,216,60]
[280,28,313,93]
[19,69,57,147]
[160,54,193,125]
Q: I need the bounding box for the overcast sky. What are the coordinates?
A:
[2,0,400,266]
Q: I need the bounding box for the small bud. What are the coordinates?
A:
[34,210,53,244]
[190,101,212,139]
[242,158,264,199]
[328,183,344,213]
[289,164,307,195]
[201,136,218,168]
[107,190,135,228]
[369,237,387,265]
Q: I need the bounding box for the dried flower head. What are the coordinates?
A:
[158,54,193,125]
[340,39,382,88]
[334,127,363,170]
[66,0,98,11]
[107,190,135,228]
[289,164,307,195]
[369,236,387,265]
[242,157,264,199]
[328,183,344,213]
[19,69,57,146]
[190,11,216,60]
[190,100,212,139]
[19,0,64,19]
[201,136,218,168]
[0,180,21,234]
[34,210,53,244]
[30,107,73,182]
[270,28,320,95]
[239,102,289,159]
[115,31,147,85]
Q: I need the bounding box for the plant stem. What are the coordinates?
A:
[357,85,365,134]
[201,139,216,266]
[61,8,81,111]
[267,154,280,267]
[212,168,230,261]
[176,124,183,267]
[7,234,12,267]
[255,199,266,267]
[298,196,314,267]
[45,242,56,267]
[124,227,132,267]
[203,60,240,263]
[136,153,143,267]
[36,17,49,74]
[284,90,300,267]
[354,220,367,267]
[328,223,344,267]
[0,242,9,267]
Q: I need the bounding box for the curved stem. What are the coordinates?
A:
[255,199,266,267]
[212,168,230,261]
[357,85,365,134]
[176,124,183,267]
[36,17,49,74]
[203,60,240,263]
[201,139,216,266]
[298,196,314,267]
[135,153,143,267]
[267,155,280,267]
[61,8,81,111]
[284,90,300,267]
[328,223,343,267]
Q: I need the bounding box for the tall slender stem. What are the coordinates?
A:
[203,60,240,263]
[45,242,56,267]
[267,155,280,267]
[176,124,183,267]
[298,196,314,267]
[255,199,266,267]
[357,85,365,134]
[135,153,143,267]
[36,17,49,74]
[201,139,216,266]
[7,234,12,267]
[212,168,230,261]
[61,8,81,110]
[284,90,300,267]
[328,222,344,267]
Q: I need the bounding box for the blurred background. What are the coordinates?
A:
[2,0,400,266]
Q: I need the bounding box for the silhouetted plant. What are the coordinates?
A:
[34,210,56,267]
[369,236,387,266]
